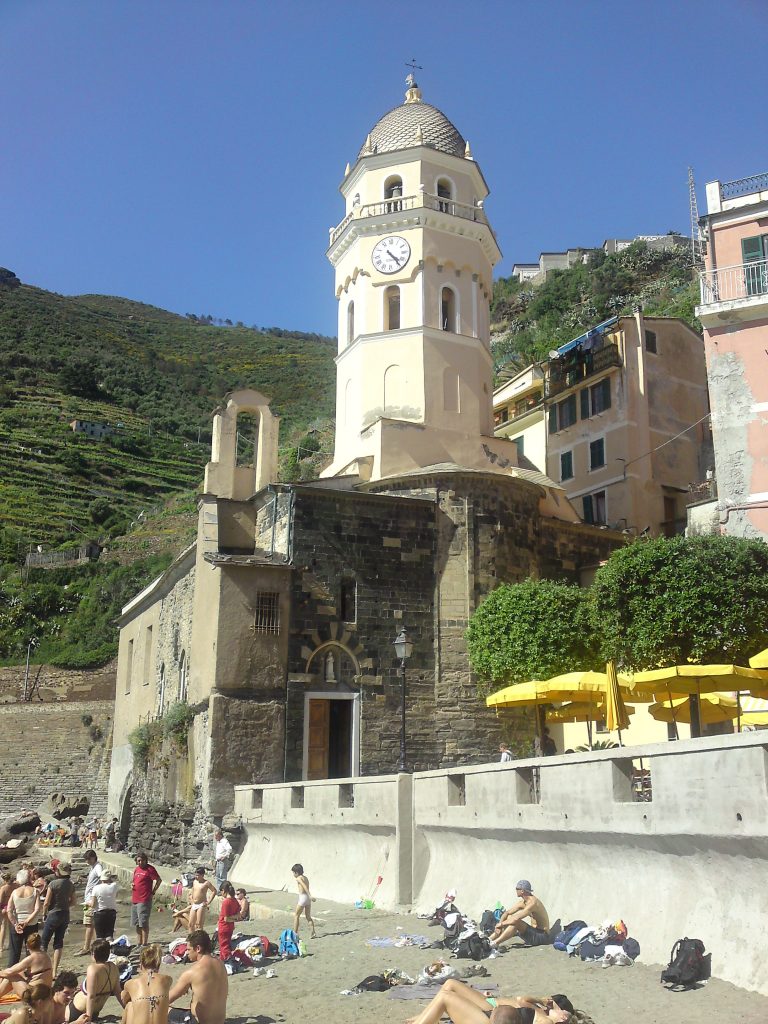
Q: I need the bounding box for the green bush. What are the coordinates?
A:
[162,702,195,751]
[128,721,162,769]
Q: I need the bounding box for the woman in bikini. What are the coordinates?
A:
[121,944,172,1024]
[404,981,575,1024]
[71,939,123,1020]
[0,933,52,998]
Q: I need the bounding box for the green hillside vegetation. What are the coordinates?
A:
[0,270,338,669]
[490,239,699,372]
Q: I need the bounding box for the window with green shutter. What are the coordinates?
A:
[742,235,768,296]
[548,405,558,434]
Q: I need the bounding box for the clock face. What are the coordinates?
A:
[372,235,411,275]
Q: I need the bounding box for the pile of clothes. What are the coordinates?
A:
[552,919,640,966]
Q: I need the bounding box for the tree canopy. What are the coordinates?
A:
[466,536,768,690]
[591,535,768,669]
[466,578,598,691]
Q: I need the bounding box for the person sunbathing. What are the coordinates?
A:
[0,933,53,997]
[404,979,574,1024]
[490,880,552,947]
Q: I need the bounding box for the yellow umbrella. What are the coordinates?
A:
[629,664,768,699]
[749,647,768,669]
[605,660,630,737]
[546,701,635,723]
[649,693,739,725]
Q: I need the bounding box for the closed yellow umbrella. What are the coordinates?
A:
[605,659,630,738]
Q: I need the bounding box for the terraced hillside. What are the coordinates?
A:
[0,274,337,542]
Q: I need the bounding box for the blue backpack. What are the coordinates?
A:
[278,928,300,957]
[553,920,588,952]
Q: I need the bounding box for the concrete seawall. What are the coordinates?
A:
[234,732,768,996]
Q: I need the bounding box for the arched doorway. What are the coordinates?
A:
[303,645,360,780]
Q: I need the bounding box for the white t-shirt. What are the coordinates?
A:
[92,880,118,912]
[84,863,103,901]
[215,836,232,862]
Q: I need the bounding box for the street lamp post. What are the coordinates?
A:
[393,627,413,772]
[22,637,38,702]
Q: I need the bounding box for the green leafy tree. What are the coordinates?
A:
[466,579,599,692]
[592,535,768,669]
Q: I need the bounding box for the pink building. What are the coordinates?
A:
[696,172,768,538]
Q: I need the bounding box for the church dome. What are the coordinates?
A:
[358,81,466,159]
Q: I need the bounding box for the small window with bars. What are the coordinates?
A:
[252,592,280,634]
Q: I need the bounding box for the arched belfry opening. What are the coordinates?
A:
[204,388,280,500]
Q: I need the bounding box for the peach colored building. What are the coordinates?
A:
[696,172,768,538]
[544,312,711,536]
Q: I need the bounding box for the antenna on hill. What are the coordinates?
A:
[688,167,702,265]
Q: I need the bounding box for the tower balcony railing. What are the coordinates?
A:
[330,191,489,245]
[698,258,768,305]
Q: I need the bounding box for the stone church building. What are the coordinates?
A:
[108,80,621,843]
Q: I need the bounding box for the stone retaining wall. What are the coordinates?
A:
[0,661,116,704]
[233,731,768,997]
[0,700,113,818]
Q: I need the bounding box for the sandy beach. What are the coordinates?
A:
[17,882,767,1024]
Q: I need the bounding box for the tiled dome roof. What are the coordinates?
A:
[359,85,466,159]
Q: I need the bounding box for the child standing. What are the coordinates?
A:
[291,863,316,938]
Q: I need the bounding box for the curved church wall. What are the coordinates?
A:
[233,732,768,996]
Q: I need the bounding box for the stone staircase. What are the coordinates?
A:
[0,700,113,820]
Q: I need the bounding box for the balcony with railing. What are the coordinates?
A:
[697,258,768,324]
[546,340,623,399]
[329,191,490,246]
[720,171,768,201]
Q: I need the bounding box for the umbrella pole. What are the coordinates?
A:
[587,717,593,748]
[668,687,679,741]
[737,690,742,733]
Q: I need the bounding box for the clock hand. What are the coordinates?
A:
[386,249,401,264]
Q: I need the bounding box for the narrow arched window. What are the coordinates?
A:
[383,364,402,415]
[178,650,187,703]
[347,300,355,346]
[437,178,452,213]
[384,286,400,331]
[441,287,456,332]
[443,368,460,412]
[157,663,165,715]
[384,176,403,212]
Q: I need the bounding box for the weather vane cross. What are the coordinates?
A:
[405,57,422,87]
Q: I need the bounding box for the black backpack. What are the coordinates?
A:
[479,910,498,935]
[455,932,492,960]
[660,938,711,988]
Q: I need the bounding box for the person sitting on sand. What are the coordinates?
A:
[234,888,249,922]
[6,976,88,1024]
[121,945,172,1024]
[404,980,574,1024]
[168,929,228,1024]
[490,880,552,948]
[291,863,316,938]
[70,939,123,1020]
[0,933,52,997]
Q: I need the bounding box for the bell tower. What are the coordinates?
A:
[322,78,515,483]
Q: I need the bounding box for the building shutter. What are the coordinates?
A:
[582,495,594,524]
[741,236,763,262]
[580,388,590,419]
[548,405,558,434]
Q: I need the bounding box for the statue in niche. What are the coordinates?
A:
[325,651,336,682]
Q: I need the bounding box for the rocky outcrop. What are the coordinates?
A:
[39,794,91,820]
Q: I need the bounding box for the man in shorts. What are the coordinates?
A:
[168,929,228,1024]
[490,880,554,948]
[131,852,161,946]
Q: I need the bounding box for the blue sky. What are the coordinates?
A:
[2,0,766,336]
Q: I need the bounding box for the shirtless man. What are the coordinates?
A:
[168,930,228,1024]
[404,980,574,1024]
[186,869,217,933]
[490,880,552,947]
